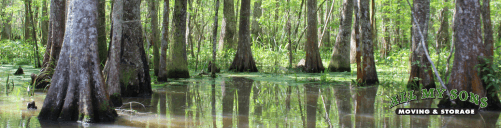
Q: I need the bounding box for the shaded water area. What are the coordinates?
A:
[1,65,501,127]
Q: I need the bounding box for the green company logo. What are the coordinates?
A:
[389,88,488,115]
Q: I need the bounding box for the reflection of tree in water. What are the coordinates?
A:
[222,77,254,128]
[354,86,378,127]
[410,99,432,127]
[168,85,188,127]
[334,85,354,128]
[442,112,500,128]
[305,84,319,128]
[150,91,167,117]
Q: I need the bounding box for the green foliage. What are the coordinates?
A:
[0,40,43,65]
[479,58,501,97]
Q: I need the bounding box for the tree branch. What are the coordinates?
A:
[405,0,455,104]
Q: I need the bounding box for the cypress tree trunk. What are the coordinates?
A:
[318,0,331,48]
[104,0,123,107]
[149,0,160,76]
[251,0,262,42]
[304,0,324,73]
[212,0,220,77]
[407,0,435,89]
[104,0,152,98]
[229,0,258,72]
[481,0,493,59]
[26,0,41,68]
[357,0,378,85]
[24,0,31,42]
[166,0,190,78]
[350,0,359,64]
[158,0,170,82]
[36,0,66,89]
[381,1,390,59]
[287,0,292,68]
[395,4,401,49]
[329,0,353,72]
[480,0,501,110]
[1,0,12,39]
[439,0,501,109]
[220,0,237,50]
[435,0,449,51]
[41,0,48,45]
[37,0,117,122]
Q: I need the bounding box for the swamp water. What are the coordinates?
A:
[0,65,501,128]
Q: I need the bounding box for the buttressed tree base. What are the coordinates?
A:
[38,0,117,123]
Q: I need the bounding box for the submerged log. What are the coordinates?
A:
[14,66,24,75]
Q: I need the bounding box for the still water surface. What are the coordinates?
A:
[1,75,501,128]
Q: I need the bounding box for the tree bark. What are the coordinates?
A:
[212,0,220,77]
[357,0,378,85]
[350,0,358,64]
[36,0,66,89]
[26,0,41,68]
[104,0,152,98]
[149,0,160,76]
[166,0,190,78]
[220,0,237,50]
[395,4,402,49]
[229,0,258,72]
[287,0,292,68]
[318,0,331,48]
[41,0,48,45]
[251,0,262,42]
[435,0,449,51]
[442,0,492,108]
[0,0,12,39]
[480,0,501,110]
[380,0,390,59]
[37,0,117,122]
[304,0,325,73]
[407,0,435,89]
[329,0,353,72]
[481,0,493,59]
[158,0,170,82]
[24,0,31,42]
[104,0,123,107]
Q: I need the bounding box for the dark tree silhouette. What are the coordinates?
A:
[304,0,324,73]
[229,0,258,72]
